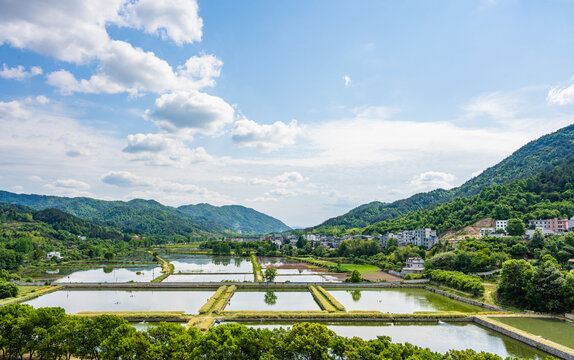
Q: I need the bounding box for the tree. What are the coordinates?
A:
[526,261,567,312]
[497,259,534,307]
[264,267,277,282]
[529,228,545,249]
[103,251,115,261]
[506,218,526,236]
[296,236,309,249]
[348,269,362,283]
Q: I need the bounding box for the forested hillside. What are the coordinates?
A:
[0,192,290,236]
[363,157,574,235]
[0,203,140,269]
[178,203,291,234]
[310,124,574,232]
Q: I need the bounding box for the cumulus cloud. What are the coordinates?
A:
[43,178,92,197]
[123,133,213,166]
[119,0,203,45]
[0,64,42,80]
[100,170,230,205]
[409,171,456,191]
[249,172,308,187]
[0,0,202,64]
[547,81,574,105]
[177,55,223,89]
[232,119,302,152]
[150,90,235,135]
[101,171,151,187]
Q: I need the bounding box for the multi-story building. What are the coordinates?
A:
[528,218,568,233]
[495,220,508,231]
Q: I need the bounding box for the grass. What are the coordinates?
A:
[212,285,236,314]
[186,316,215,332]
[0,285,61,307]
[309,286,336,312]
[198,286,228,314]
[75,311,189,320]
[316,286,346,311]
[251,254,263,282]
[220,310,469,320]
[150,254,174,282]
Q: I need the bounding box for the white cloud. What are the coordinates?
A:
[0,64,42,80]
[220,176,246,184]
[462,92,518,119]
[0,0,121,63]
[547,81,574,105]
[100,170,231,205]
[28,176,43,182]
[101,171,151,187]
[52,179,91,190]
[0,0,202,64]
[343,75,351,87]
[249,172,308,187]
[119,0,203,45]
[245,196,278,203]
[177,54,222,89]
[150,90,235,135]
[409,171,456,191]
[232,118,302,152]
[123,133,213,166]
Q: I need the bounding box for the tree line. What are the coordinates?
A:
[0,304,541,360]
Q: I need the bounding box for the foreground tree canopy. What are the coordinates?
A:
[0,303,551,360]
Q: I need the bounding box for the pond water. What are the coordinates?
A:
[163,254,253,273]
[272,268,331,275]
[165,273,254,282]
[258,257,310,269]
[328,288,484,313]
[225,289,321,311]
[237,322,549,359]
[24,289,214,314]
[491,317,574,349]
[54,264,162,283]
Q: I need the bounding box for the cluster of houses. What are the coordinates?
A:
[226,227,440,250]
[481,217,574,238]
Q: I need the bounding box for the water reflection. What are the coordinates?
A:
[348,290,362,301]
[264,291,278,305]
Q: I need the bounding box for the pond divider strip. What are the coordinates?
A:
[309,286,336,312]
[150,254,174,282]
[212,285,236,313]
[316,286,346,312]
[198,285,228,314]
[251,254,263,282]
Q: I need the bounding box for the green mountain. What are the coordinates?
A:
[178,203,291,234]
[309,123,574,232]
[364,156,574,235]
[0,191,290,236]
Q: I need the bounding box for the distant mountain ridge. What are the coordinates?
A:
[309,123,574,231]
[178,203,291,234]
[0,192,291,236]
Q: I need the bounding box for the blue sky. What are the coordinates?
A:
[1,0,574,227]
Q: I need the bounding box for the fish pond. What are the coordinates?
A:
[490,317,574,349]
[238,321,549,359]
[53,264,162,283]
[327,288,484,313]
[163,254,253,273]
[164,273,254,282]
[225,289,321,311]
[24,289,215,314]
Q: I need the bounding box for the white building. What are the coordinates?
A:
[495,220,508,231]
[46,251,62,260]
[401,257,425,276]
